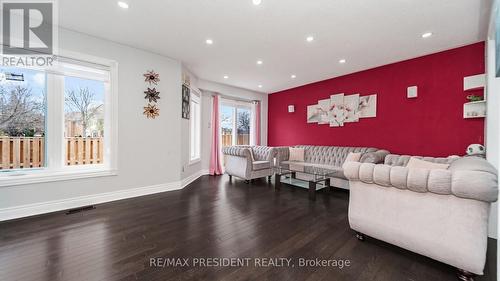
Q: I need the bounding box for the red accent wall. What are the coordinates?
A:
[268,42,485,157]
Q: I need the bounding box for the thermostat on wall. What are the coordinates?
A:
[407,86,418,98]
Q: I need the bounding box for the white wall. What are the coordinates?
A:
[196,79,268,173]
[180,67,205,182]
[0,29,269,218]
[0,28,183,214]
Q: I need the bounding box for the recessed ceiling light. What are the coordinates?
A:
[117,1,129,9]
[223,75,229,79]
[422,32,433,38]
[252,0,262,5]
[205,39,213,45]
[339,59,346,64]
[256,60,263,65]
[306,36,314,42]
[258,85,263,88]
[291,75,296,79]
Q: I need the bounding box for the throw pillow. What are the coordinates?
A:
[289,147,305,162]
[344,152,362,163]
[406,157,450,170]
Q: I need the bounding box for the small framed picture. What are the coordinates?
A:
[182,85,190,119]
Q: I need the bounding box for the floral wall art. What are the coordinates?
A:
[359,94,377,118]
[142,70,161,119]
[343,94,360,123]
[329,93,345,127]
[307,104,321,123]
[317,99,330,124]
[307,93,377,126]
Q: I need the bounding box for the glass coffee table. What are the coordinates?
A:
[274,163,336,201]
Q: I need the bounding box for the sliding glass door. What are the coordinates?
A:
[220,101,253,148]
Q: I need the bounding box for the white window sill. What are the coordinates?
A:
[188,158,201,166]
[0,168,118,187]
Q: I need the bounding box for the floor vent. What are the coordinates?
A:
[65,205,96,215]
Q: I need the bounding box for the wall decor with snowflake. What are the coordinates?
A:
[306,94,377,127]
[142,70,160,119]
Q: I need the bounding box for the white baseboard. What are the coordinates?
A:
[0,181,183,222]
[181,169,210,188]
[0,170,211,222]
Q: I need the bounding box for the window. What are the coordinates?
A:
[189,91,201,163]
[64,76,105,165]
[0,55,117,186]
[220,100,253,147]
[0,67,47,169]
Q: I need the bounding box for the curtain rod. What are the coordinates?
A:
[214,93,259,103]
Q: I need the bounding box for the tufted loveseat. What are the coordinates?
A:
[276,145,389,189]
[344,154,498,278]
[222,146,277,182]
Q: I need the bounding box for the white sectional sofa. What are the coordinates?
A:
[344,154,498,280]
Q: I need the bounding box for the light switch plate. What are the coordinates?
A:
[407,86,418,98]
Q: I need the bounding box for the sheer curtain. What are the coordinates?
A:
[209,95,223,175]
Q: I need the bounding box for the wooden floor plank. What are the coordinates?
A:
[0,175,496,281]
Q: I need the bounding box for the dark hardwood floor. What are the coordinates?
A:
[0,175,497,281]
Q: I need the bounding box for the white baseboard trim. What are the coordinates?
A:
[0,181,183,222]
[181,169,210,188]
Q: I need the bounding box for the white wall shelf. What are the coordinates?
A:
[463,100,486,118]
[463,74,485,91]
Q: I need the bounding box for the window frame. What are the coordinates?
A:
[0,50,118,187]
[189,89,201,165]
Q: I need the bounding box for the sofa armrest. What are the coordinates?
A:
[344,161,498,202]
[274,147,290,166]
[360,149,390,164]
[251,146,277,162]
[222,146,253,178]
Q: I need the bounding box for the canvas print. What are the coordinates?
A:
[318,99,330,124]
[329,94,344,127]
[343,94,360,123]
[307,104,321,123]
[358,94,377,118]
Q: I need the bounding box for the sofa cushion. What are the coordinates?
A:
[289,147,305,162]
[406,157,450,170]
[385,154,459,167]
[294,145,380,167]
[253,160,271,171]
[360,150,390,164]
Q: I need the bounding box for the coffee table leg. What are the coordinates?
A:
[275,173,281,190]
[324,178,330,194]
[291,172,296,179]
[309,181,316,201]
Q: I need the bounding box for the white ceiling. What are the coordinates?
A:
[59,0,491,94]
